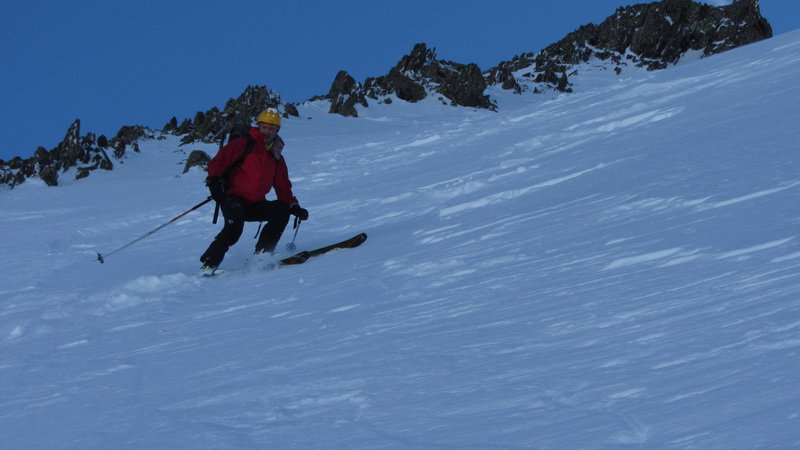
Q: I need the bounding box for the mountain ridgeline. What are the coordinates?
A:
[0,0,771,188]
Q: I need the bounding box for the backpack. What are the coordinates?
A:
[226,122,254,146]
[211,122,256,224]
[222,123,256,177]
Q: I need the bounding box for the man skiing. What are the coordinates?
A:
[200,109,309,270]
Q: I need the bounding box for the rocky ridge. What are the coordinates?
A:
[0,0,772,188]
[0,120,150,187]
[485,0,772,94]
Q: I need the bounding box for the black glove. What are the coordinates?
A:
[290,204,309,221]
[206,176,225,202]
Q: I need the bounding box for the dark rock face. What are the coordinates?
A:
[372,43,495,110]
[283,103,300,118]
[163,116,179,134]
[182,150,211,173]
[173,85,305,147]
[325,43,497,116]
[328,1,771,112]
[365,44,438,103]
[435,62,494,109]
[111,126,147,158]
[0,156,36,188]
[177,86,286,146]
[0,119,148,188]
[328,71,368,117]
[588,0,772,68]
[487,0,772,91]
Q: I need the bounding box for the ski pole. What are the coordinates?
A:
[286,217,302,251]
[96,196,214,263]
[212,129,227,225]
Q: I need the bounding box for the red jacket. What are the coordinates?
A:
[207,127,298,205]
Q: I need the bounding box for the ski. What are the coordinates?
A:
[282,232,368,265]
[200,233,366,276]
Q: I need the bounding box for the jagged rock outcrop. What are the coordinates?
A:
[162,116,179,134]
[111,125,147,159]
[175,85,299,146]
[328,71,368,117]
[283,103,299,118]
[368,43,495,109]
[486,0,772,92]
[325,43,497,116]
[327,0,771,114]
[182,150,211,173]
[0,156,36,188]
[0,119,151,188]
[0,85,299,187]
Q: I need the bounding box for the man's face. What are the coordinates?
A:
[258,123,279,143]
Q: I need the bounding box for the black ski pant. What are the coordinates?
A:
[200,195,290,267]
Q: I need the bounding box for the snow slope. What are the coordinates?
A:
[1,30,799,449]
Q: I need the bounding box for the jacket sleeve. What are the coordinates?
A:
[274,157,299,205]
[206,138,247,179]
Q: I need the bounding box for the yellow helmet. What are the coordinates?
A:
[257,109,281,127]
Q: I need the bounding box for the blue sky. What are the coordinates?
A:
[1,0,796,161]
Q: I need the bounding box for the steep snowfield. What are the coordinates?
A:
[1,30,799,448]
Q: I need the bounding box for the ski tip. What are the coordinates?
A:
[352,233,368,246]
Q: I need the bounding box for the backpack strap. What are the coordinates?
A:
[222,135,255,180]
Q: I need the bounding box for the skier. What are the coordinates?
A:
[200,109,309,270]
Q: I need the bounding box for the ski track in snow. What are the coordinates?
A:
[1,31,800,449]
